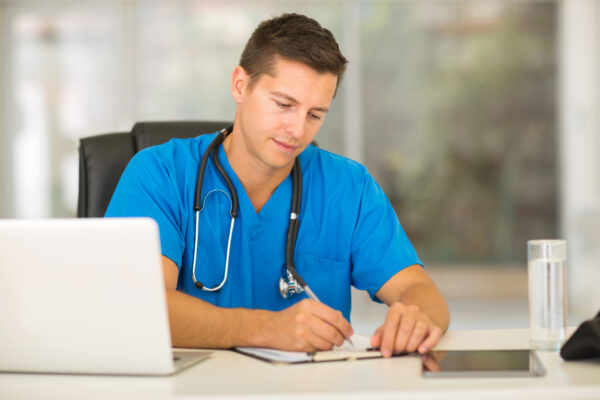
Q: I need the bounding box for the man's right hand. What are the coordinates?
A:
[262,299,354,352]
[162,256,353,351]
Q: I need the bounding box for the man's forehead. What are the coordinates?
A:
[268,55,333,78]
[256,57,337,101]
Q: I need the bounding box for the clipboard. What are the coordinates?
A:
[234,334,387,364]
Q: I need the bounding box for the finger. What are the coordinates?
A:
[304,328,338,351]
[289,326,330,352]
[418,326,443,354]
[307,313,346,348]
[288,308,337,352]
[404,318,429,353]
[370,327,383,348]
[380,304,403,357]
[394,310,416,353]
[308,301,354,341]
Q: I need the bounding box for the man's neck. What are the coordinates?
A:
[222,132,293,214]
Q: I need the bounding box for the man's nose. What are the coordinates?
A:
[284,110,305,139]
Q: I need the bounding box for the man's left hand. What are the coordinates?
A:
[370,302,443,358]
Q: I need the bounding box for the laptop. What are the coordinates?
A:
[0,217,210,375]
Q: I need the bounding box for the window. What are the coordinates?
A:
[360,2,557,265]
[5,0,596,326]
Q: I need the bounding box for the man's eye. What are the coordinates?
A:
[277,101,291,108]
[309,113,322,121]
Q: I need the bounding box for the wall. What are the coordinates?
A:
[0,3,7,217]
[560,0,600,319]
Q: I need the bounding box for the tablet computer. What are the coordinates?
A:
[422,350,545,377]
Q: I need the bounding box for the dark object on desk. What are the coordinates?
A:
[560,311,600,360]
[77,121,231,218]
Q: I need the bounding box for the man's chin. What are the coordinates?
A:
[262,155,298,172]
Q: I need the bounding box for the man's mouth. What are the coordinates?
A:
[272,138,298,152]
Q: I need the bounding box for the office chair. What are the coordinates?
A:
[77,121,231,218]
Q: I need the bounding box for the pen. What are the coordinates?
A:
[303,284,355,347]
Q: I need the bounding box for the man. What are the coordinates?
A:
[106,13,449,357]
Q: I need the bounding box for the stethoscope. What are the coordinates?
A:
[191,125,307,299]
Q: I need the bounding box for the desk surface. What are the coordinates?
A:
[1,328,599,400]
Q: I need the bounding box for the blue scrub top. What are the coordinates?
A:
[105,133,422,321]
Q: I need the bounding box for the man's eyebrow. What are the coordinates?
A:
[271,91,329,112]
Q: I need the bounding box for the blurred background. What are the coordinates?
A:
[0,0,598,332]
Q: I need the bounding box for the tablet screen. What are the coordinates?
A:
[422,350,545,377]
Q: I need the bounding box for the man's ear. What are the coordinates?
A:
[231,65,250,103]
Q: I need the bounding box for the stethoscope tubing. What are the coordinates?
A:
[192,189,236,291]
[194,128,238,216]
[284,158,304,287]
[191,126,304,296]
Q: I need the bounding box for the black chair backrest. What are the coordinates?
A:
[77,121,231,218]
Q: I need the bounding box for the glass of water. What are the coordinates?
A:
[527,239,567,351]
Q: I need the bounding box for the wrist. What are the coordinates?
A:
[229,308,275,347]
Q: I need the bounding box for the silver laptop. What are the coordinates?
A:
[0,217,210,375]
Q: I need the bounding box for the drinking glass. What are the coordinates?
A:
[527,239,567,351]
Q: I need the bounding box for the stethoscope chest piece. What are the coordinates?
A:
[279,270,304,299]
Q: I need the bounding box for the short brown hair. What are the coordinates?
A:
[239,13,347,93]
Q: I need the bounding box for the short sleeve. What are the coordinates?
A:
[104,148,186,267]
[350,171,423,302]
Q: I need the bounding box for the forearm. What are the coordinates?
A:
[166,289,275,349]
[395,281,450,332]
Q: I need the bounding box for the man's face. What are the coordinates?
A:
[232,56,338,172]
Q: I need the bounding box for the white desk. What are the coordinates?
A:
[1,329,598,399]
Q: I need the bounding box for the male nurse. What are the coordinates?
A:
[106,13,450,357]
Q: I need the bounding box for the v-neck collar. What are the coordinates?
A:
[216,144,292,237]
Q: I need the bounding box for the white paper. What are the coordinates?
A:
[236,334,377,363]
[333,333,372,351]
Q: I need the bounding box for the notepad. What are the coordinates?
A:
[235,334,383,363]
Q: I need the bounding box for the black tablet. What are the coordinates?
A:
[422,350,545,377]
